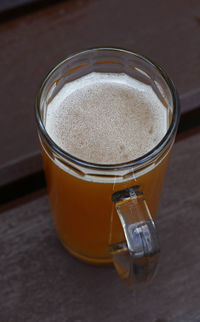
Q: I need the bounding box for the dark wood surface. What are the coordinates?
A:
[1,0,200,186]
[1,1,200,321]
[0,0,39,11]
[1,133,200,322]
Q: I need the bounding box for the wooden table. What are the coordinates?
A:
[1,1,200,321]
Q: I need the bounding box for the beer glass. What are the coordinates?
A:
[35,48,180,286]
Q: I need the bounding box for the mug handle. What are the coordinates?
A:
[110,185,160,287]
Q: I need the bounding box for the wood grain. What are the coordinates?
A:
[0,0,200,187]
[0,133,200,322]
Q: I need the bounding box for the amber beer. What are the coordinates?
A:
[36,48,179,278]
[42,148,170,263]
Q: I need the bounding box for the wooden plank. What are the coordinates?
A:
[0,133,200,321]
[0,151,42,187]
[0,0,200,185]
[0,0,67,23]
[0,0,39,12]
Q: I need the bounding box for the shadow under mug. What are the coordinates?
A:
[35,48,180,287]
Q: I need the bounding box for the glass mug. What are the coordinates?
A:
[35,48,180,286]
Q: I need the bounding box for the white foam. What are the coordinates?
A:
[45,72,168,164]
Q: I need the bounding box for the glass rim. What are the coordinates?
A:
[35,47,180,171]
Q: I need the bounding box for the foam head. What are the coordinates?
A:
[45,72,168,164]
